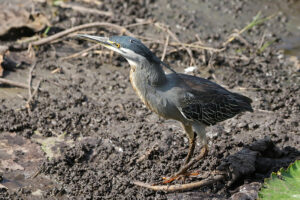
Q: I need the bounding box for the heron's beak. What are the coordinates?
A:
[77,34,112,47]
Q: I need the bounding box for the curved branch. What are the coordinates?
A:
[133,175,225,192]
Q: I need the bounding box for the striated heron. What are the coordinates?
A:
[78,34,253,183]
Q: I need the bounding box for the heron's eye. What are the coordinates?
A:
[113,42,120,48]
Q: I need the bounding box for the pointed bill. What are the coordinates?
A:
[77,34,111,47]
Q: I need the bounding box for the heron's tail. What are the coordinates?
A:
[233,93,253,112]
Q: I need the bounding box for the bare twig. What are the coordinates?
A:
[137,36,224,52]
[137,144,159,163]
[255,109,274,114]
[133,175,224,192]
[208,52,216,69]
[223,12,276,46]
[174,42,225,52]
[93,50,113,55]
[0,78,29,89]
[211,74,229,89]
[154,22,196,66]
[30,167,43,179]
[51,68,61,74]
[26,80,41,106]
[195,34,208,64]
[226,55,251,61]
[81,0,103,6]
[234,86,277,92]
[161,34,169,61]
[26,62,37,113]
[125,19,153,28]
[228,32,253,48]
[60,43,101,60]
[56,2,113,17]
[31,22,135,46]
[27,62,37,101]
[258,31,266,49]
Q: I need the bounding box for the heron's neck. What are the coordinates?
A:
[129,59,167,86]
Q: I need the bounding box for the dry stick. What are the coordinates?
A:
[229,32,252,48]
[60,43,101,60]
[0,78,29,89]
[26,80,41,106]
[27,62,37,101]
[173,42,225,52]
[137,144,159,163]
[258,31,266,49]
[57,2,113,17]
[26,62,37,113]
[134,175,224,192]
[223,13,276,47]
[161,34,169,61]
[125,20,153,28]
[31,22,135,46]
[208,52,216,69]
[195,34,208,64]
[139,36,224,52]
[154,22,196,66]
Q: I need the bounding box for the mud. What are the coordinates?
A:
[0,0,299,199]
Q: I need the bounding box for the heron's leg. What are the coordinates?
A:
[162,144,208,184]
[161,124,202,184]
[183,124,196,165]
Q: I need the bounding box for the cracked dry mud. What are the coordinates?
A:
[0,0,300,199]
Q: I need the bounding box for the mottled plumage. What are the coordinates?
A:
[178,74,253,125]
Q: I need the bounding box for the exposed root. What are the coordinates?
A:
[133,175,225,192]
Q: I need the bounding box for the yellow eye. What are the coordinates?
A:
[108,40,120,48]
[113,42,120,48]
[115,43,120,48]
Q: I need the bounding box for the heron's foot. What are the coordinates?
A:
[161,145,208,184]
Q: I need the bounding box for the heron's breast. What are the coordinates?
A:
[129,66,160,115]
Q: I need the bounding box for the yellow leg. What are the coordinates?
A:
[161,123,209,184]
[183,124,196,165]
[162,144,208,184]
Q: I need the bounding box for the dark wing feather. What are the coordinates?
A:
[178,74,253,125]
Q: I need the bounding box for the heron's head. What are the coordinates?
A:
[77,34,159,66]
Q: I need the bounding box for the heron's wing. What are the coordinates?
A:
[177,74,253,125]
